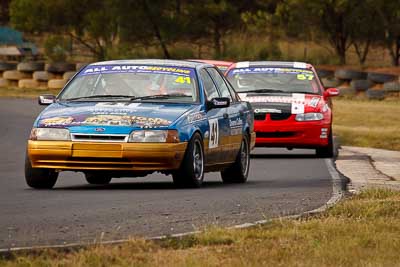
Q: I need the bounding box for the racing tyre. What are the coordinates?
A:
[316,130,334,158]
[221,134,250,183]
[25,155,58,189]
[335,69,367,81]
[367,72,397,84]
[172,133,204,188]
[85,173,112,185]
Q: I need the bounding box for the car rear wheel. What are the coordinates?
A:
[25,155,58,189]
[85,173,112,185]
[172,133,204,188]
[221,134,250,183]
[316,129,334,158]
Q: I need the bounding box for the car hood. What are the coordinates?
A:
[238,92,323,114]
[36,101,195,131]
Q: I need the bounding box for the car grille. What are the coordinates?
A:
[71,134,129,142]
[254,113,267,121]
[270,113,292,121]
[256,132,296,138]
[254,113,292,121]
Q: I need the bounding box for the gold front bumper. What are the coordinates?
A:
[28,141,187,171]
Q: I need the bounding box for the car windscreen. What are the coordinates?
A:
[226,67,321,94]
[58,65,198,102]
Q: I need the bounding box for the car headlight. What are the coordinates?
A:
[30,128,71,140]
[295,113,324,121]
[128,130,180,143]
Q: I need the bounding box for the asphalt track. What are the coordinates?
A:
[0,98,335,249]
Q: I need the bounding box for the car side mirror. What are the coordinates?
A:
[207,97,230,110]
[323,88,340,98]
[38,94,56,105]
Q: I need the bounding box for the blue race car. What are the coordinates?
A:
[26,60,255,188]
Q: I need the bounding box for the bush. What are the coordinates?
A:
[44,35,70,62]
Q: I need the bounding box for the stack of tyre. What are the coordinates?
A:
[0,61,86,90]
[318,68,399,100]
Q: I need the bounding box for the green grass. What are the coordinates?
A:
[2,188,400,266]
[333,98,400,151]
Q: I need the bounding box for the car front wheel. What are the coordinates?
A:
[316,128,334,158]
[172,133,204,188]
[85,173,112,185]
[221,134,250,183]
[25,155,58,189]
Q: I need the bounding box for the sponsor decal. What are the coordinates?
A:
[228,67,314,76]
[320,128,328,139]
[309,97,320,108]
[236,61,250,68]
[293,62,307,69]
[254,108,282,114]
[208,118,219,148]
[79,65,194,77]
[187,111,206,123]
[322,103,329,113]
[229,118,243,128]
[291,93,305,114]
[212,99,228,106]
[41,117,74,126]
[40,115,171,128]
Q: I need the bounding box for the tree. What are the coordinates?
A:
[277,0,361,65]
[373,0,400,66]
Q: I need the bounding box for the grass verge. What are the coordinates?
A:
[2,188,400,266]
[333,98,400,151]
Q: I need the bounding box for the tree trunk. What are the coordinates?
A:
[353,40,371,66]
[213,22,221,58]
[142,0,171,59]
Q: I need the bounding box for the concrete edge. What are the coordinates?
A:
[0,158,347,257]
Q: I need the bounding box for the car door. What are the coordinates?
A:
[199,68,226,165]
[206,67,241,162]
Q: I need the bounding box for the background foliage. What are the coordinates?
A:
[4,0,400,65]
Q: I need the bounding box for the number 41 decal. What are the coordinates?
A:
[208,118,219,148]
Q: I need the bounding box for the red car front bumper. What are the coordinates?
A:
[254,115,331,148]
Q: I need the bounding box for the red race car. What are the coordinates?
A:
[188,59,233,72]
[225,61,339,157]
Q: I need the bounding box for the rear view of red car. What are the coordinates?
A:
[226,61,339,157]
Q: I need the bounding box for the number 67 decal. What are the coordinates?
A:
[208,118,219,148]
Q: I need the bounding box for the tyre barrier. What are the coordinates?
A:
[350,79,374,92]
[0,78,10,88]
[317,69,334,78]
[63,71,76,80]
[321,77,343,88]
[18,79,41,89]
[48,79,68,89]
[334,69,367,80]
[337,87,357,96]
[33,71,56,81]
[3,70,32,80]
[366,89,385,100]
[383,81,400,92]
[367,72,397,84]
[75,62,88,71]
[0,62,17,71]
[17,62,45,72]
[45,62,76,73]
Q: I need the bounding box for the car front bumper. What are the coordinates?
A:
[254,121,331,148]
[27,141,188,171]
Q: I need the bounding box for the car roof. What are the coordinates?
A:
[89,59,211,68]
[188,59,233,67]
[233,61,313,69]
